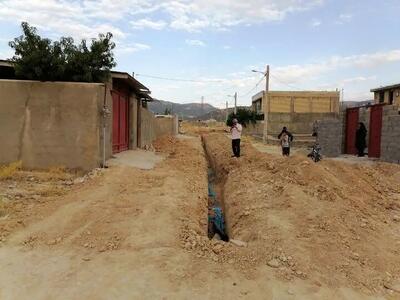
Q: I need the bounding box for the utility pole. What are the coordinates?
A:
[201,96,204,116]
[264,65,270,143]
[225,100,229,122]
[234,92,237,115]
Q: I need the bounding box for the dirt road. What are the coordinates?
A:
[0,134,398,299]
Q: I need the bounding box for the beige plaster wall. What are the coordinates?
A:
[0,80,104,170]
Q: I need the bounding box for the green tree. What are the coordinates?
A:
[226,108,257,127]
[9,22,116,82]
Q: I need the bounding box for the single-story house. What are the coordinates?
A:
[371,83,400,105]
[0,62,178,170]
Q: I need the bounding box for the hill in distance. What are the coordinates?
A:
[148,99,217,119]
[341,100,374,108]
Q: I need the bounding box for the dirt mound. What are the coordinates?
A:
[203,133,400,295]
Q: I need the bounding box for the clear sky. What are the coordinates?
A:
[0,0,399,108]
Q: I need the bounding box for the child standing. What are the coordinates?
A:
[278,127,293,156]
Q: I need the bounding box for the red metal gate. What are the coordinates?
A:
[345,107,359,155]
[112,91,129,153]
[368,105,383,158]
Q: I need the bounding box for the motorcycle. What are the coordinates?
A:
[308,144,322,162]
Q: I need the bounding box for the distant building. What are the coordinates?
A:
[251,90,340,143]
[371,83,400,105]
[251,91,264,115]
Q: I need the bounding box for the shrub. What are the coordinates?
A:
[0,161,22,180]
[226,108,258,127]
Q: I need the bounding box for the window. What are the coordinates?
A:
[379,91,385,103]
[389,91,394,105]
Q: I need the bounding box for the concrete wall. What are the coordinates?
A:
[381,106,400,163]
[140,107,157,148]
[129,94,138,150]
[316,119,343,157]
[102,82,113,164]
[242,121,264,137]
[155,117,178,137]
[139,107,178,148]
[267,112,338,135]
[0,80,105,170]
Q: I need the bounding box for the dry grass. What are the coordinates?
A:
[48,166,67,175]
[0,161,22,180]
[38,186,67,197]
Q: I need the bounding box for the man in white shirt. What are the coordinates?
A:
[230,118,242,157]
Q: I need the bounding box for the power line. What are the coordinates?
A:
[135,73,225,83]
[136,71,269,103]
[239,75,265,98]
[270,74,304,91]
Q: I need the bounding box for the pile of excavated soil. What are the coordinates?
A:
[203,133,400,296]
[0,168,85,242]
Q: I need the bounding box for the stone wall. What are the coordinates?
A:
[315,119,343,157]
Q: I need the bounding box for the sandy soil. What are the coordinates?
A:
[0,133,399,299]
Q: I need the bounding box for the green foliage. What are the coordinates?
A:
[164,107,172,115]
[9,22,116,82]
[226,108,258,127]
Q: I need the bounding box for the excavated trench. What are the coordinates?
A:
[202,136,230,241]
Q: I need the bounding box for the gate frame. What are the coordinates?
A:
[345,107,360,155]
[368,103,385,158]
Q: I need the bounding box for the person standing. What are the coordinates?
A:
[278,126,294,156]
[230,118,242,158]
[355,122,367,157]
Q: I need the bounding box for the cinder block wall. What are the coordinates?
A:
[267,112,338,135]
[0,80,104,170]
[381,106,400,163]
[316,119,343,157]
[242,121,264,137]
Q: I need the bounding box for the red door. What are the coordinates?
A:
[112,91,129,153]
[368,105,383,158]
[345,107,359,154]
